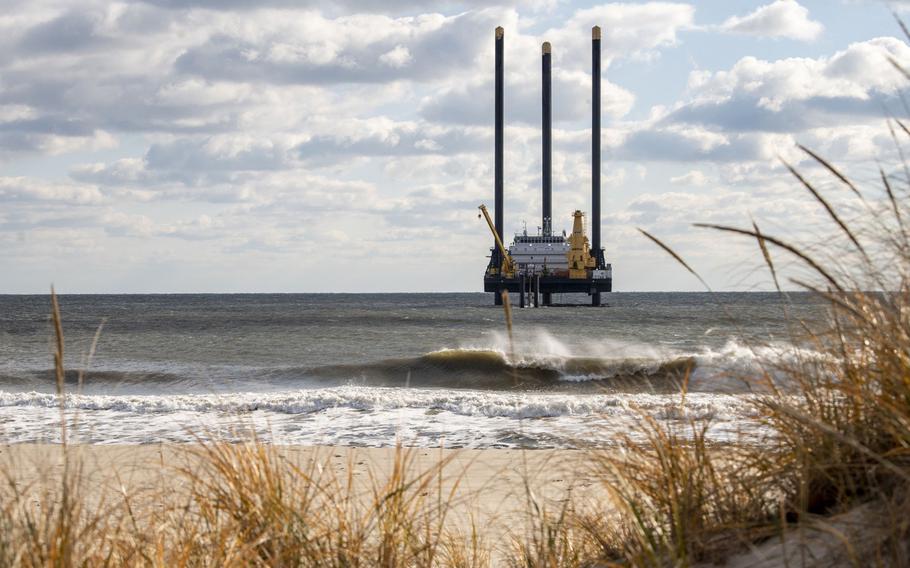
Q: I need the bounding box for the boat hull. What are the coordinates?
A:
[483,275,612,295]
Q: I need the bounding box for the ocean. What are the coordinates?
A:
[0,293,827,448]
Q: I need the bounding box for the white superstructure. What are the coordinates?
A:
[508,233,569,273]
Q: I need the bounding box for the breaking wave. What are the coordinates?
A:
[0,338,826,395]
[298,348,697,391]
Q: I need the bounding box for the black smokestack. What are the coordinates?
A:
[591,26,601,260]
[541,41,552,236]
[592,26,602,307]
[494,27,504,269]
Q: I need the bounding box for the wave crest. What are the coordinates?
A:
[300,348,696,391]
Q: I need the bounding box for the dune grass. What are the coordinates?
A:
[579,143,910,564]
[0,423,486,566]
[506,93,910,566]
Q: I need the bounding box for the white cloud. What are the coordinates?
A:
[670,170,707,186]
[172,8,508,85]
[689,38,909,104]
[549,2,695,66]
[668,37,910,135]
[720,0,823,42]
[379,45,412,67]
[0,177,104,204]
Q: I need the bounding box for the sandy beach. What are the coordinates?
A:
[1,443,600,556]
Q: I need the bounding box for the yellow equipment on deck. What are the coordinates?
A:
[478,204,517,278]
[567,210,596,279]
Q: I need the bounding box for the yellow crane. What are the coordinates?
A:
[478,204,517,278]
[567,210,597,279]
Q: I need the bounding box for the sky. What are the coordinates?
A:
[2,0,910,293]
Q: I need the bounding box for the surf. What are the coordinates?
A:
[298,348,697,392]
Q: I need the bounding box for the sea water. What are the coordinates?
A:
[0,292,828,447]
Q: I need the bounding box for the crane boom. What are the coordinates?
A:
[478,204,516,278]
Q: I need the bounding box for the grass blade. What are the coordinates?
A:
[637,228,711,291]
